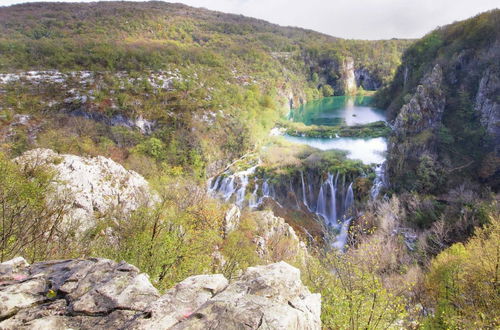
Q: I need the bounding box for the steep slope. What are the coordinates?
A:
[0,2,411,178]
[377,10,500,192]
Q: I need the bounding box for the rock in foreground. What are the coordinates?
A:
[0,258,321,330]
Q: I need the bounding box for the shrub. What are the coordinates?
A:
[424,212,500,329]
[303,252,408,329]
[0,153,71,262]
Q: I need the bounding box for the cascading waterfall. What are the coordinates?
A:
[316,185,326,220]
[248,184,259,208]
[215,176,235,201]
[262,180,270,197]
[208,175,221,194]
[209,167,363,250]
[300,171,310,210]
[329,175,337,227]
[208,165,258,207]
[344,182,354,217]
[236,175,249,206]
[314,173,340,227]
[331,218,352,251]
[370,163,386,199]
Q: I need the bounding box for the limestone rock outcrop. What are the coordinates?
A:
[223,204,241,237]
[393,65,445,135]
[14,148,154,231]
[355,67,381,91]
[388,65,446,191]
[0,258,160,330]
[253,211,309,262]
[340,57,357,95]
[475,67,500,153]
[0,258,321,330]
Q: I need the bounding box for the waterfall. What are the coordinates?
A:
[220,176,235,201]
[315,173,340,227]
[370,163,386,199]
[344,182,354,219]
[329,174,337,226]
[262,179,270,197]
[249,184,259,208]
[208,165,258,206]
[331,218,352,251]
[316,185,326,220]
[311,173,354,248]
[208,175,222,193]
[236,175,249,206]
[300,171,310,210]
[209,167,360,250]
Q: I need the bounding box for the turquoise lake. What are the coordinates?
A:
[284,96,387,165]
[288,95,386,126]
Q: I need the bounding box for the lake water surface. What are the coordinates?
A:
[289,95,386,126]
[284,96,387,165]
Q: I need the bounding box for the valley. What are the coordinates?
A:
[0,2,498,329]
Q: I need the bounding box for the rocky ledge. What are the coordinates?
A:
[0,257,321,330]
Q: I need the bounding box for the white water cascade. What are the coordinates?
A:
[208,165,259,207]
[311,173,355,249]
[370,163,386,199]
[344,182,354,217]
[300,171,310,210]
[315,173,340,227]
[209,168,361,250]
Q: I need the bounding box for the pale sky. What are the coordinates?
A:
[1,0,498,39]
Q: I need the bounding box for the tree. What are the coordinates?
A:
[322,84,334,97]
[91,175,224,290]
[0,153,70,262]
[424,211,500,329]
[303,251,407,329]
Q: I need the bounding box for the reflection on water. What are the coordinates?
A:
[284,135,387,165]
[289,95,386,126]
[285,96,387,164]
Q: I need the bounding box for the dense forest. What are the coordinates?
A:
[0,2,498,329]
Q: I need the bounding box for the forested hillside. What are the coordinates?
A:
[0,2,498,329]
[377,9,500,192]
[0,2,410,179]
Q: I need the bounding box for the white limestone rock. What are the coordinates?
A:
[0,258,321,330]
[14,148,154,231]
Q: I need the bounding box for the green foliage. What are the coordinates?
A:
[280,120,391,139]
[0,153,70,262]
[134,137,166,161]
[91,176,224,290]
[424,214,500,329]
[303,252,408,329]
[321,84,335,97]
[0,2,411,181]
[378,10,500,192]
[219,216,260,281]
[415,154,443,193]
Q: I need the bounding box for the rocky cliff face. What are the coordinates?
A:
[339,57,357,95]
[0,257,321,330]
[355,67,381,91]
[14,148,154,231]
[382,10,500,192]
[388,65,446,191]
[475,66,500,153]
